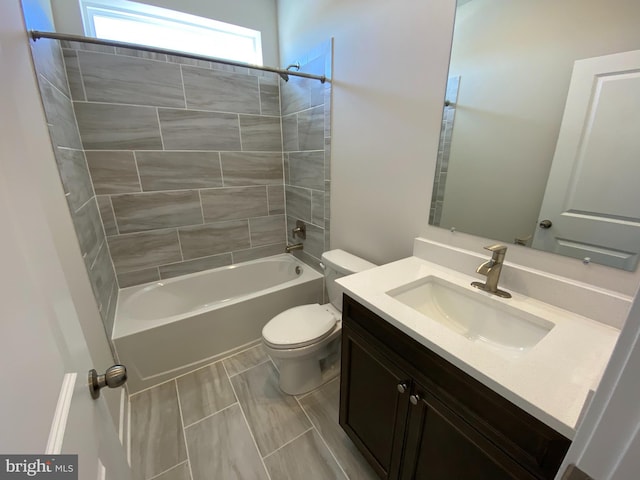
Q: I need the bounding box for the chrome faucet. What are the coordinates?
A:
[471,244,512,298]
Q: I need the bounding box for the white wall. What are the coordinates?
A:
[278,0,456,265]
[441,0,640,244]
[49,0,280,66]
[19,0,123,426]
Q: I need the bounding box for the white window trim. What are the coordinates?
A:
[79,0,263,65]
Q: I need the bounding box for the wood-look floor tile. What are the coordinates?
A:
[130,381,187,480]
[152,462,191,480]
[264,429,346,480]
[230,361,311,456]
[223,344,270,377]
[185,404,268,480]
[177,362,237,426]
[299,378,378,480]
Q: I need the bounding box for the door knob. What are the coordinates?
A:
[89,365,127,399]
[397,382,408,394]
[410,394,420,406]
[539,219,553,229]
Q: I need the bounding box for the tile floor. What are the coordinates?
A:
[129,343,378,480]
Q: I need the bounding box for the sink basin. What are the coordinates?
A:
[386,276,554,356]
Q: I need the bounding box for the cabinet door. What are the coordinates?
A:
[340,325,411,480]
[401,388,538,480]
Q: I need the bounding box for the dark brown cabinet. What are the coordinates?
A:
[339,295,570,480]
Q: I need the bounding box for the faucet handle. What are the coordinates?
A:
[484,244,508,254]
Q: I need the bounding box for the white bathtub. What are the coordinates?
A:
[113,254,323,392]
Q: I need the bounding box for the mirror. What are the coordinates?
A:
[430,0,640,271]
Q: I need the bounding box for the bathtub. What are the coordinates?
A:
[112,254,323,393]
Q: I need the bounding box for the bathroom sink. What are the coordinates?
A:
[386,276,554,356]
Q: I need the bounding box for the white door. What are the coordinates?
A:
[532,50,640,271]
[0,2,131,478]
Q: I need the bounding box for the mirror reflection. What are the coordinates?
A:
[430,0,640,271]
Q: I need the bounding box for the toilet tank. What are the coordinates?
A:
[321,249,376,311]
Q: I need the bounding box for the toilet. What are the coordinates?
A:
[262,249,376,395]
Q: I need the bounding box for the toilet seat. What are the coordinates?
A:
[262,304,337,349]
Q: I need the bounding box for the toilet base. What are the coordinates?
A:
[269,336,341,395]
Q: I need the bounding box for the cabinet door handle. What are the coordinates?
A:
[397,382,408,394]
[410,394,420,406]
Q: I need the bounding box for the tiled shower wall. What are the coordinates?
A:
[30,37,119,334]
[430,75,460,226]
[282,41,333,267]
[60,41,288,288]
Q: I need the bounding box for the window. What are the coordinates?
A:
[79,0,263,65]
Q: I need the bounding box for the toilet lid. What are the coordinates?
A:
[263,304,337,349]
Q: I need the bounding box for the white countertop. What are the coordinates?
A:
[337,256,620,439]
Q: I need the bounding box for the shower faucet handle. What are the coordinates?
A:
[292,220,306,239]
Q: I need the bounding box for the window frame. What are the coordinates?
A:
[79,0,263,65]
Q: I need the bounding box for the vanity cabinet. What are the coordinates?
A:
[339,295,570,480]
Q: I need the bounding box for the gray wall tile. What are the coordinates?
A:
[114,47,167,61]
[249,215,285,247]
[158,109,241,150]
[111,191,203,234]
[86,151,141,194]
[259,80,280,116]
[200,187,268,222]
[40,79,82,149]
[72,198,105,269]
[60,40,114,53]
[281,75,310,116]
[289,151,324,190]
[287,216,324,260]
[267,185,285,214]
[232,243,286,263]
[285,186,312,222]
[31,38,69,98]
[179,220,250,260]
[239,115,282,151]
[282,114,299,152]
[89,241,117,321]
[62,49,85,101]
[53,147,94,213]
[159,253,232,279]
[311,190,325,227]
[96,196,118,236]
[108,229,182,272]
[220,152,283,186]
[74,103,162,150]
[78,51,184,107]
[298,105,324,151]
[182,66,260,114]
[136,151,223,191]
[117,268,160,288]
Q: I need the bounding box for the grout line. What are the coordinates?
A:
[71,99,282,118]
[226,358,271,378]
[132,151,144,192]
[147,460,189,480]
[222,362,273,480]
[182,401,239,430]
[73,49,88,102]
[156,108,166,150]
[247,218,253,248]
[261,427,314,461]
[174,379,195,480]
[237,114,244,151]
[218,152,225,187]
[179,65,188,109]
[295,395,350,479]
[197,190,205,225]
[108,196,121,236]
[175,228,185,262]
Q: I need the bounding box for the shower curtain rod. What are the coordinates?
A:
[29,30,328,84]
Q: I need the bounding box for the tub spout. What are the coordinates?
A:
[285,243,304,253]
